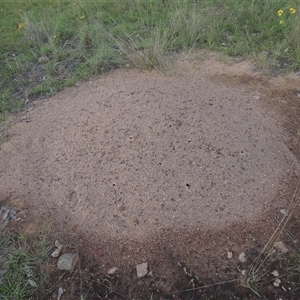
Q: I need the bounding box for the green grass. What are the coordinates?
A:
[0,0,299,123]
[0,230,53,300]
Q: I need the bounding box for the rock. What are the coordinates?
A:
[271,270,279,277]
[1,206,20,225]
[24,264,33,277]
[57,287,64,300]
[273,278,281,287]
[280,209,288,216]
[273,281,280,287]
[38,56,49,64]
[274,241,288,253]
[55,240,63,250]
[51,248,61,258]
[238,252,247,263]
[227,251,233,259]
[57,253,78,272]
[0,206,8,214]
[28,279,38,288]
[3,209,9,221]
[9,209,17,219]
[51,240,63,257]
[136,262,148,278]
[241,270,246,276]
[108,267,118,275]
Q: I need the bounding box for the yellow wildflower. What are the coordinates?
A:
[278,9,284,16]
[18,23,25,31]
[290,7,296,14]
[279,19,285,25]
[79,15,85,20]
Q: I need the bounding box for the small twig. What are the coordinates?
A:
[180,279,239,292]
[292,286,300,293]
[249,180,300,273]
[275,216,300,251]
[98,282,125,298]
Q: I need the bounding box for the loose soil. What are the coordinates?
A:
[1,52,300,299]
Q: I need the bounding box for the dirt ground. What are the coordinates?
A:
[1,52,300,299]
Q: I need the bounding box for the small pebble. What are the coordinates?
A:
[108,267,118,275]
[238,252,247,263]
[38,56,49,64]
[57,287,64,300]
[28,279,38,288]
[136,262,148,278]
[271,270,279,277]
[274,241,288,253]
[273,278,281,287]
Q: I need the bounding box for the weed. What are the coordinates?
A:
[235,181,300,296]
[238,269,262,297]
[0,230,53,299]
[0,120,9,142]
[1,0,300,123]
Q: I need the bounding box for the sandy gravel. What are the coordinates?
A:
[0,54,299,242]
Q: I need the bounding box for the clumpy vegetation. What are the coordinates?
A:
[0,230,53,299]
[0,0,299,122]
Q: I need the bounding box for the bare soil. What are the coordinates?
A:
[1,52,300,299]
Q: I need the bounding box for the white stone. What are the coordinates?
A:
[271,270,279,277]
[273,278,281,287]
[274,241,288,253]
[51,248,61,258]
[55,240,63,250]
[57,287,63,300]
[227,251,233,259]
[51,240,63,257]
[238,252,247,263]
[108,267,118,275]
[136,262,148,278]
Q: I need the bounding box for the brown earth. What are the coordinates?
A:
[1,52,300,299]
